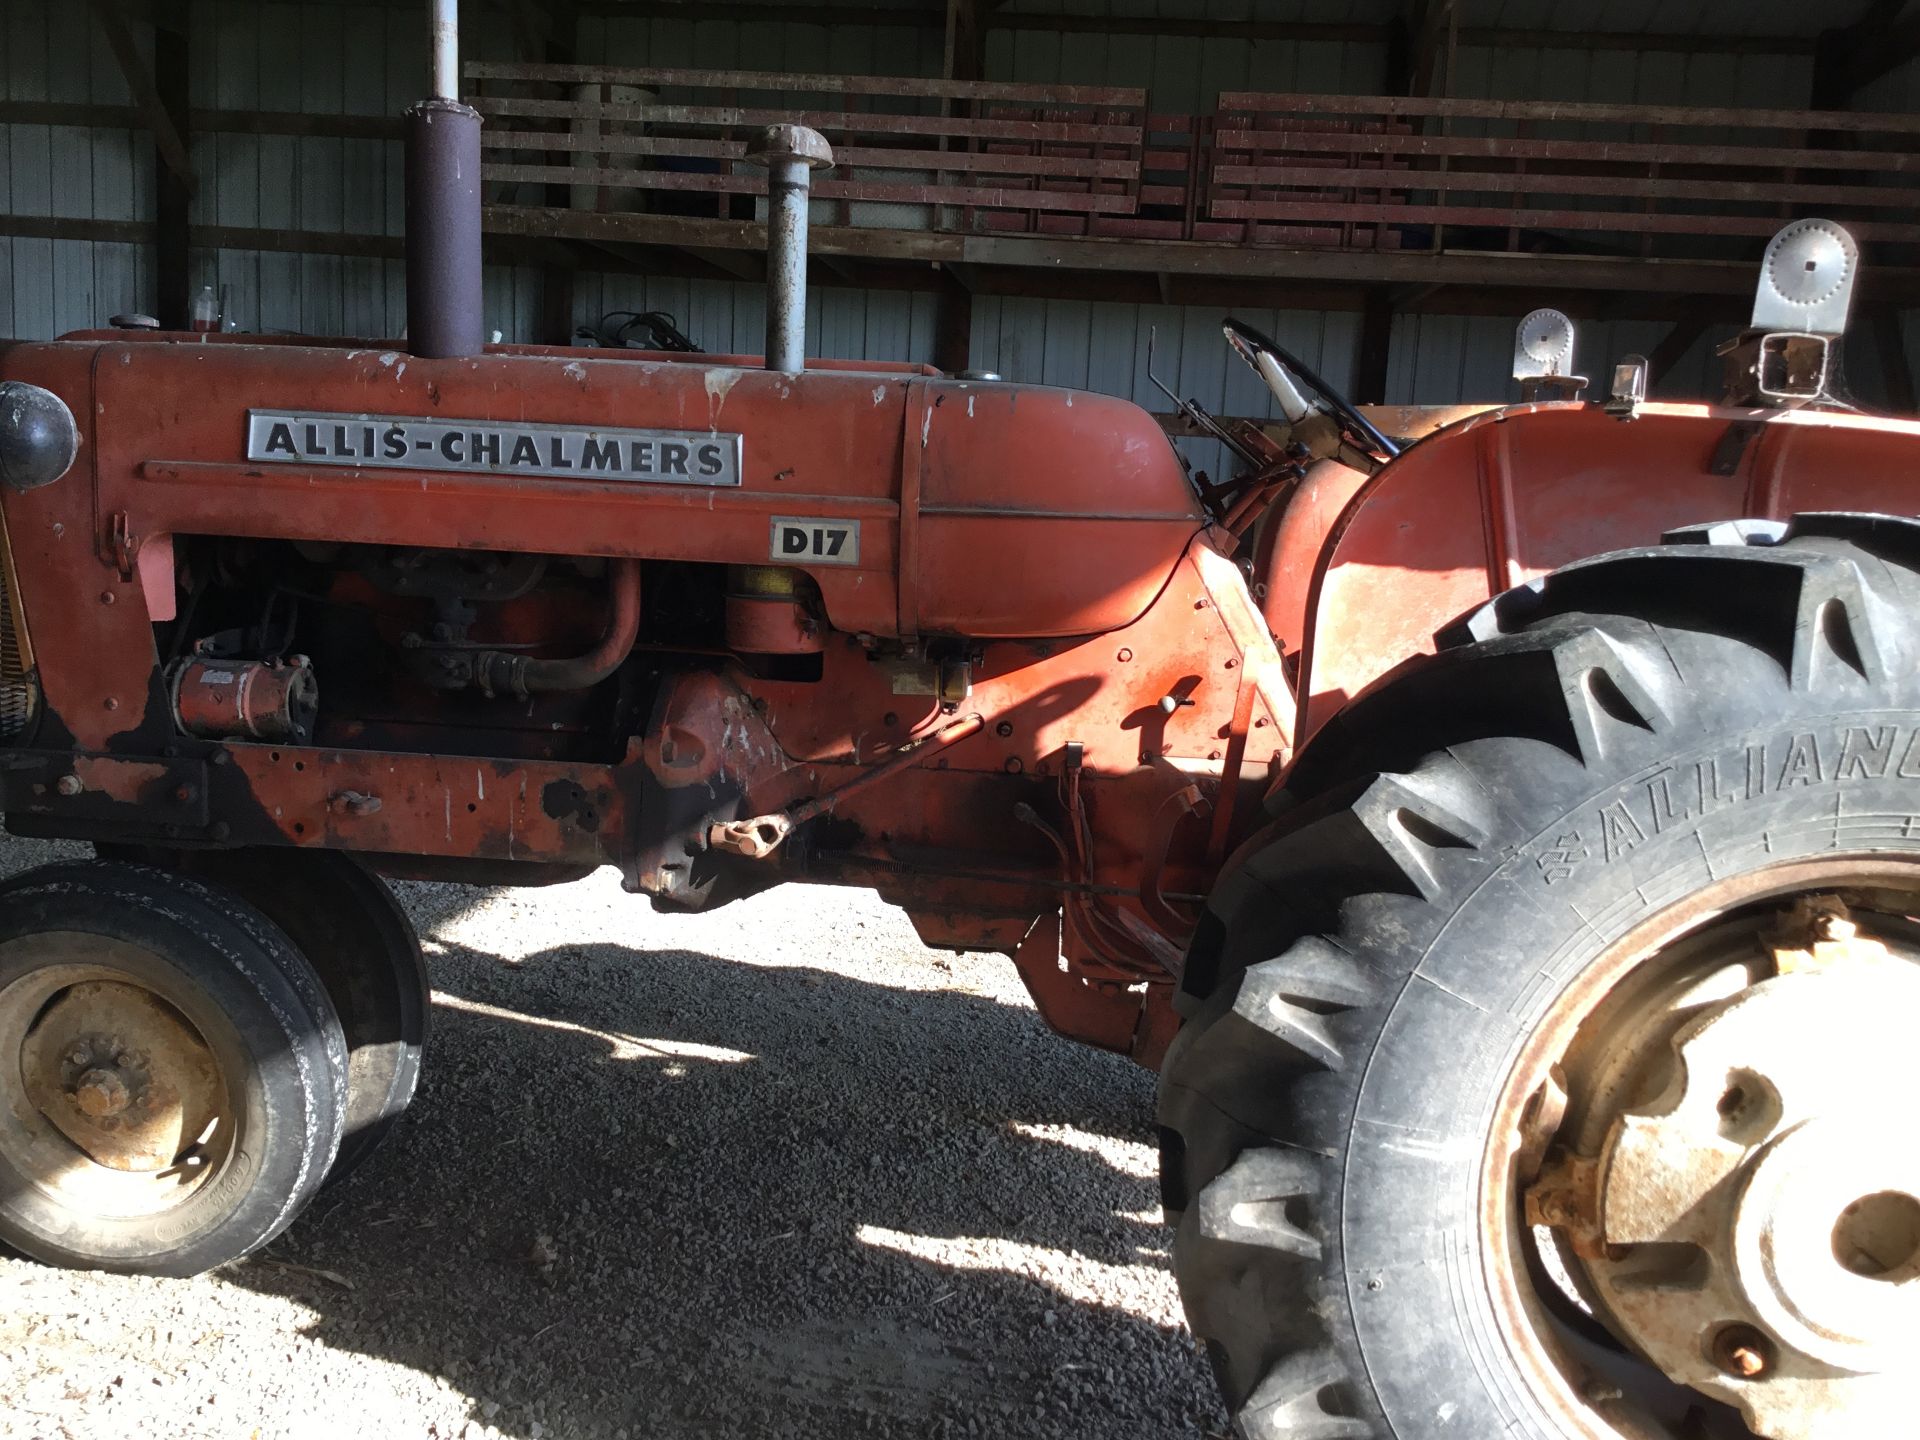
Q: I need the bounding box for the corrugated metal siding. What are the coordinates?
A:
[1474,0,1867,40]
[192,0,447,339]
[988,0,1390,110]
[187,1,553,342]
[1,0,156,339]
[1450,41,1815,109]
[570,272,938,365]
[578,11,944,79]
[1385,313,1743,406]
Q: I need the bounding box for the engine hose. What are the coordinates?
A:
[470,559,642,698]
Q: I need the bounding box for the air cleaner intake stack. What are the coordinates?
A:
[744,125,834,373]
[405,0,485,359]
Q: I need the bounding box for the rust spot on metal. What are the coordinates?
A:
[540,778,601,832]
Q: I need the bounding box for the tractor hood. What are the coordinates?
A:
[12,335,1202,643]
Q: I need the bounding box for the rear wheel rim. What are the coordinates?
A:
[1480,858,1920,1440]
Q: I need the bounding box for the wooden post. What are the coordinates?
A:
[1356,288,1394,402]
[151,1,192,329]
[933,263,972,374]
[1646,311,1714,390]
[1873,309,1917,415]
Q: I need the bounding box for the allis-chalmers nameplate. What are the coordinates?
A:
[246,410,743,486]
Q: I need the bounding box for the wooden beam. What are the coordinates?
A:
[482,203,1920,302]
[538,267,577,347]
[0,216,154,245]
[933,265,971,374]
[989,12,1380,42]
[1356,289,1394,403]
[7,212,1885,320]
[1645,310,1716,384]
[1383,14,1412,96]
[90,0,1821,56]
[984,10,1807,54]
[88,0,196,191]
[943,0,985,83]
[1410,0,1457,98]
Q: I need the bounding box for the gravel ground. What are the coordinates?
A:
[0,836,1226,1440]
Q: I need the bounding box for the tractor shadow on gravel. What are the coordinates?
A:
[226,906,1228,1440]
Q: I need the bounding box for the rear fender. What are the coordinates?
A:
[1287,401,1920,748]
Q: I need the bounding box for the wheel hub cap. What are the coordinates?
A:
[19,981,221,1172]
[1531,900,1920,1438]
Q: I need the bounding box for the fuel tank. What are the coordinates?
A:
[11,335,1200,642]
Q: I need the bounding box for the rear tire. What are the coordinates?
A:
[1160,514,1920,1437]
[0,861,346,1275]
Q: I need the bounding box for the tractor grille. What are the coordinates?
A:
[0,517,39,742]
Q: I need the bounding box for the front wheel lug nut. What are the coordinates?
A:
[68,1046,89,1066]
[1711,1324,1775,1380]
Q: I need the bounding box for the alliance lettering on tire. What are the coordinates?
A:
[1549,725,1920,879]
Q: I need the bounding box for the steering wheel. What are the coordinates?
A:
[1222,316,1401,459]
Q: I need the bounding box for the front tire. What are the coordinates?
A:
[163,849,428,1185]
[0,861,347,1274]
[1160,514,1920,1438]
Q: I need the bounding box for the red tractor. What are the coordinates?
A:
[0,14,1915,1437]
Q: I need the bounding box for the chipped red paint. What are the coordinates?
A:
[4,328,1917,1067]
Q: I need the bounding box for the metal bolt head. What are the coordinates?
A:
[54,774,83,797]
[1711,1324,1775,1380]
[743,123,834,171]
[68,1046,90,1067]
[71,1068,132,1119]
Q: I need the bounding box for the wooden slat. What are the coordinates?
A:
[486,130,745,161]
[483,128,1141,178]
[470,95,1143,145]
[479,203,1858,297]
[1212,127,1920,175]
[1211,163,1919,209]
[464,59,1144,109]
[1209,197,1920,242]
[1215,91,1920,135]
[482,162,1137,214]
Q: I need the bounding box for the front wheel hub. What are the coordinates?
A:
[18,980,222,1173]
[1531,899,1920,1439]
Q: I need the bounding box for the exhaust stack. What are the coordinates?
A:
[744,125,834,373]
[405,0,485,359]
